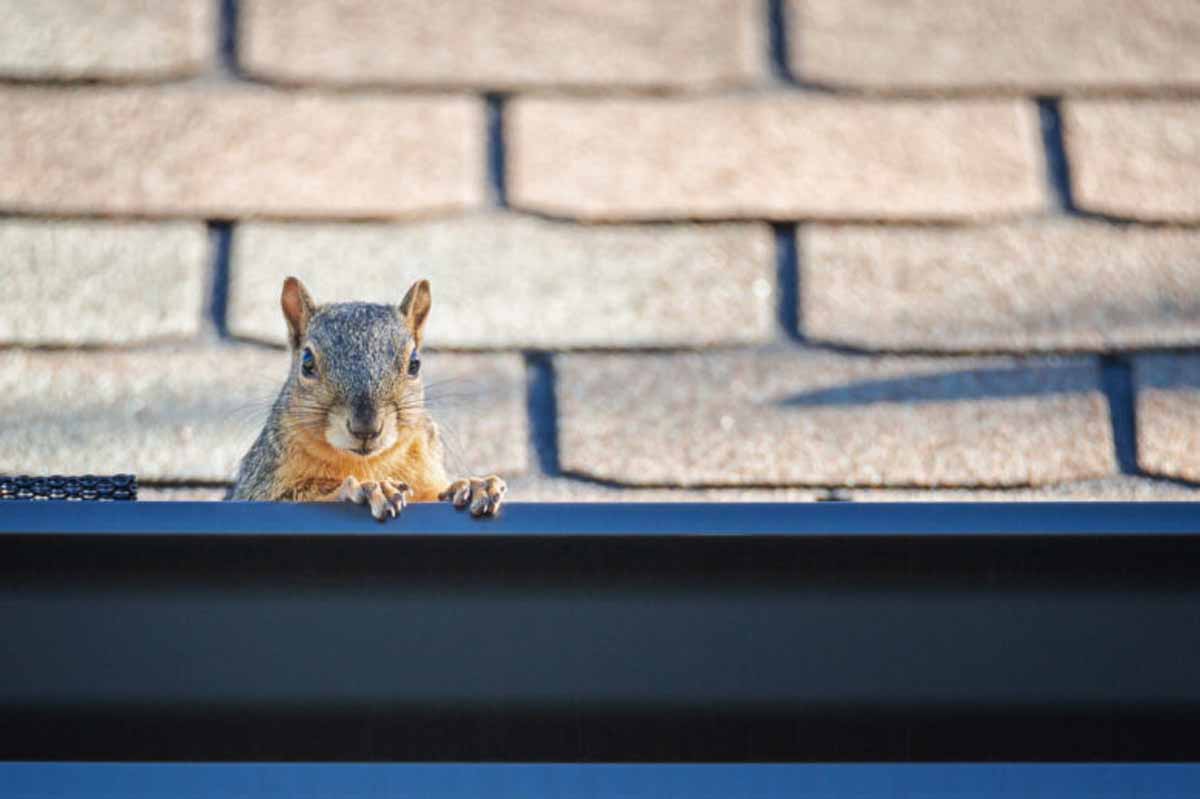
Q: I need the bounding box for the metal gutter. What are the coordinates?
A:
[2,501,1198,761]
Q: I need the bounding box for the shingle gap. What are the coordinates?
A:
[525,352,561,476]
[1036,97,1076,214]
[486,94,508,208]
[767,0,795,83]
[218,0,241,76]
[207,221,233,339]
[774,223,804,342]
[1101,355,1139,475]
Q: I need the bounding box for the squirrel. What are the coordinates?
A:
[229,276,506,520]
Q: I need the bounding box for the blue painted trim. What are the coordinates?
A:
[5,763,1200,799]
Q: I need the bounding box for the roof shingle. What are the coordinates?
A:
[0,88,484,219]
[0,0,213,81]
[1065,100,1200,222]
[556,351,1115,487]
[240,0,764,90]
[1135,354,1200,482]
[803,220,1200,352]
[228,215,774,349]
[792,0,1200,92]
[0,220,208,346]
[853,477,1200,502]
[507,96,1046,222]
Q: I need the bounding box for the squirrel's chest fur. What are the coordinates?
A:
[275,424,447,502]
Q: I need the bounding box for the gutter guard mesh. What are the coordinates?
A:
[0,474,137,501]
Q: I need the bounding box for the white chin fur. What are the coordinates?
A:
[324,406,396,457]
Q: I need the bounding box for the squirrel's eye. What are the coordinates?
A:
[301,348,317,378]
[407,350,421,377]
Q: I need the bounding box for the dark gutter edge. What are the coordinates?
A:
[3,500,1200,537]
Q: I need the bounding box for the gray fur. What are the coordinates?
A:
[309,303,415,425]
[228,386,291,500]
[229,301,423,501]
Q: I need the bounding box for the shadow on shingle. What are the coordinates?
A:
[776,362,1096,408]
[1134,354,1200,390]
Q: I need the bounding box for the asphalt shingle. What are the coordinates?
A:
[228,215,774,349]
[0,0,213,81]
[0,220,208,346]
[506,476,822,502]
[0,88,484,219]
[240,0,763,90]
[1065,100,1200,222]
[556,351,1115,487]
[138,486,230,501]
[853,477,1200,502]
[1135,354,1200,482]
[0,348,527,483]
[507,96,1045,222]
[792,0,1200,92]
[0,1,1195,506]
[803,220,1200,352]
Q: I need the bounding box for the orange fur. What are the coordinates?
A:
[275,423,447,502]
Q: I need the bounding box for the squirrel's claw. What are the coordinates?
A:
[337,476,411,521]
[440,475,506,517]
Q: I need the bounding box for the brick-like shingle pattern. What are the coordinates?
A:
[0,0,213,81]
[1135,355,1200,482]
[228,216,774,349]
[508,97,1045,221]
[793,0,1200,92]
[0,221,208,346]
[556,352,1114,487]
[0,89,484,219]
[0,1,1196,503]
[240,0,764,90]
[1065,101,1200,223]
[803,221,1200,352]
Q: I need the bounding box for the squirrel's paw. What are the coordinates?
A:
[439,475,506,518]
[337,476,411,521]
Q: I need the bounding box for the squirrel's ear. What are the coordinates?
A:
[281,277,316,350]
[398,279,432,346]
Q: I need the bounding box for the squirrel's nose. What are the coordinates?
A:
[347,418,383,441]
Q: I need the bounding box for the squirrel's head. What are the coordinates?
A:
[279,276,432,459]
